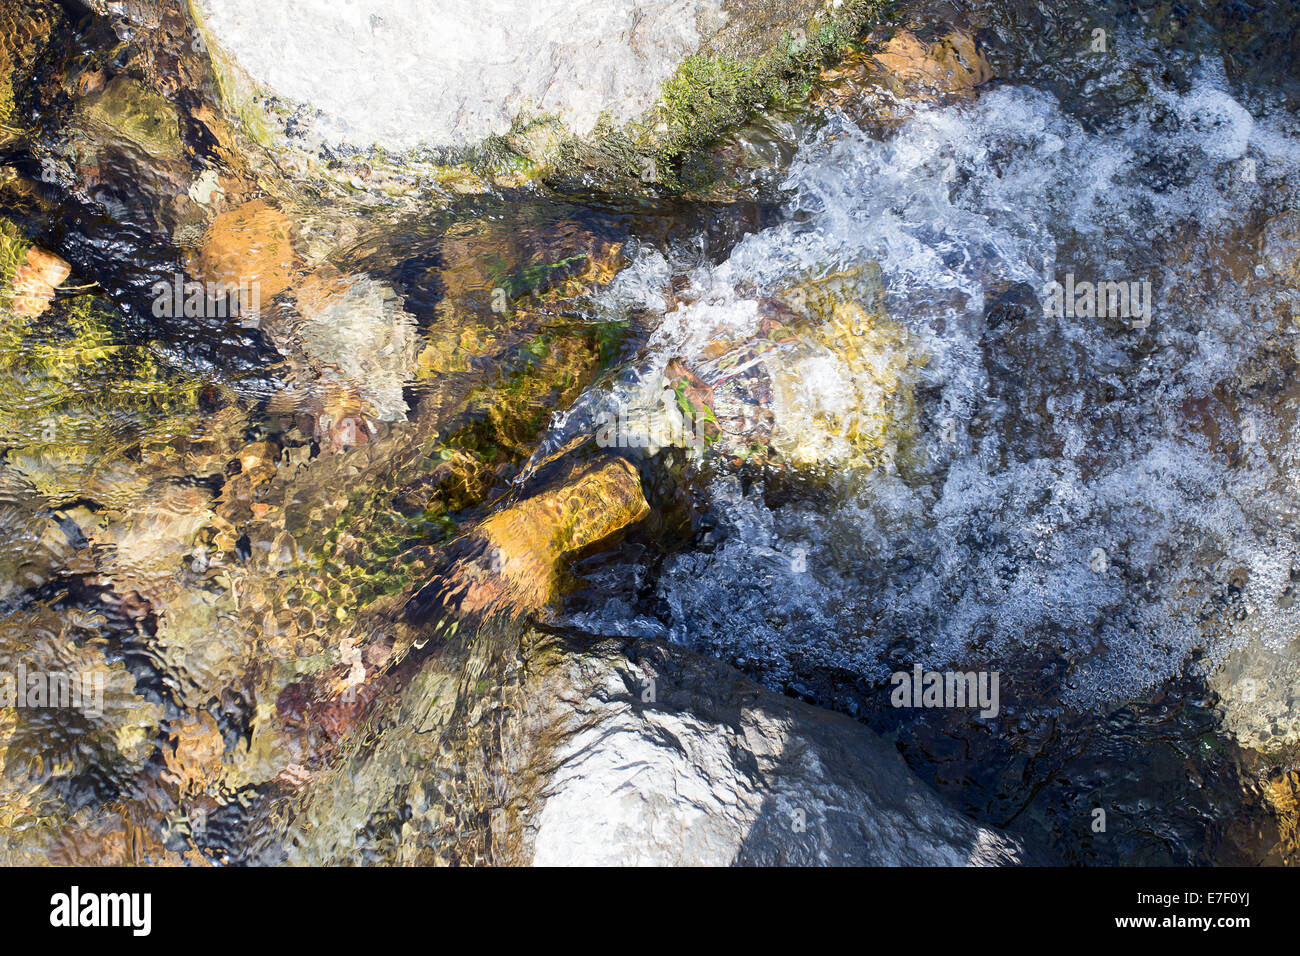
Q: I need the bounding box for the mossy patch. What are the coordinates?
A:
[555,0,888,193]
[0,273,204,504]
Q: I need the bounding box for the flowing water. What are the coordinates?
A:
[2,0,1299,864]
[539,1,1300,862]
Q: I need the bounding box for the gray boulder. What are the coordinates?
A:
[520,635,1026,866]
[194,0,727,150]
[264,627,1028,866]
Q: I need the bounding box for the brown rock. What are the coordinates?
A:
[410,457,650,623]
[871,29,994,96]
[162,712,225,796]
[815,28,994,119]
[189,199,298,315]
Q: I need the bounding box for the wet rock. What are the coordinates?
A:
[1265,771,1300,858]
[0,493,83,605]
[478,457,649,608]
[188,0,885,197]
[7,246,71,318]
[0,608,165,820]
[868,28,993,97]
[410,457,650,620]
[762,273,920,467]
[78,75,185,161]
[1210,638,1300,751]
[219,700,303,792]
[48,803,186,866]
[284,269,419,425]
[518,635,1026,865]
[61,72,208,237]
[189,198,298,315]
[267,626,1028,865]
[94,482,216,587]
[814,27,993,124]
[578,263,920,470]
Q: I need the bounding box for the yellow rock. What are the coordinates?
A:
[78,75,184,161]
[1265,771,1300,859]
[469,457,649,614]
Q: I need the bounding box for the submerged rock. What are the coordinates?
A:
[477,457,649,610]
[189,198,298,314]
[567,261,921,471]
[284,269,419,426]
[409,456,650,621]
[813,27,994,125]
[4,244,71,318]
[1212,644,1300,752]
[77,75,185,162]
[61,71,209,239]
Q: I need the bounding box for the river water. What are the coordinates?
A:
[541,0,1300,862]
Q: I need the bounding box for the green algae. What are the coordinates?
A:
[79,75,185,161]
[0,285,203,504]
[588,0,887,192]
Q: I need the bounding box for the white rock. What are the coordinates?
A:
[193,0,726,150]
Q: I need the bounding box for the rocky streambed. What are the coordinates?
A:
[0,0,1297,866]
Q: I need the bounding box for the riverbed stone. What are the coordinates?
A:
[189,198,298,313]
[813,26,994,124]
[272,624,1030,865]
[518,634,1028,865]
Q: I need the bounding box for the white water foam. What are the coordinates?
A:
[557,63,1300,719]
